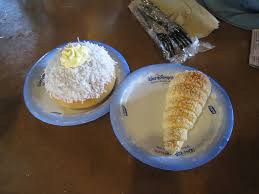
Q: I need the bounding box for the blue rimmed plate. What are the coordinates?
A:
[23,40,130,126]
[110,63,234,171]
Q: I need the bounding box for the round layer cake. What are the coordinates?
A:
[44,41,117,109]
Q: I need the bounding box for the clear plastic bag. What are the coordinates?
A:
[129,0,214,63]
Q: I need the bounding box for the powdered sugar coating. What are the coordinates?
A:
[44,42,116,103]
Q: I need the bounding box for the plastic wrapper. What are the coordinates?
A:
[129,0,214,63]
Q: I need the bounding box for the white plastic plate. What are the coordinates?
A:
[110,64,234,171]
[23,40,130,126]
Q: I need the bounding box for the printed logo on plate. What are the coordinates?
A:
[147,74,174,84]
[154,145,195,157]
[208,105,216,114]
[37,72,45,87]
[121,105,128,116]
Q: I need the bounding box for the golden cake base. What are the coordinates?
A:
[51,78,116,109]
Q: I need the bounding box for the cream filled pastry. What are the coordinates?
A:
[44,42,117,109]
[163,71,211,154]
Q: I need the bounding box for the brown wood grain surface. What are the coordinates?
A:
[0,0,258,194]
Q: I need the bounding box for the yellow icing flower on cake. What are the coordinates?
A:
[60,43,90,68]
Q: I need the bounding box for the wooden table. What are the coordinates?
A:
[0,0,258,194]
